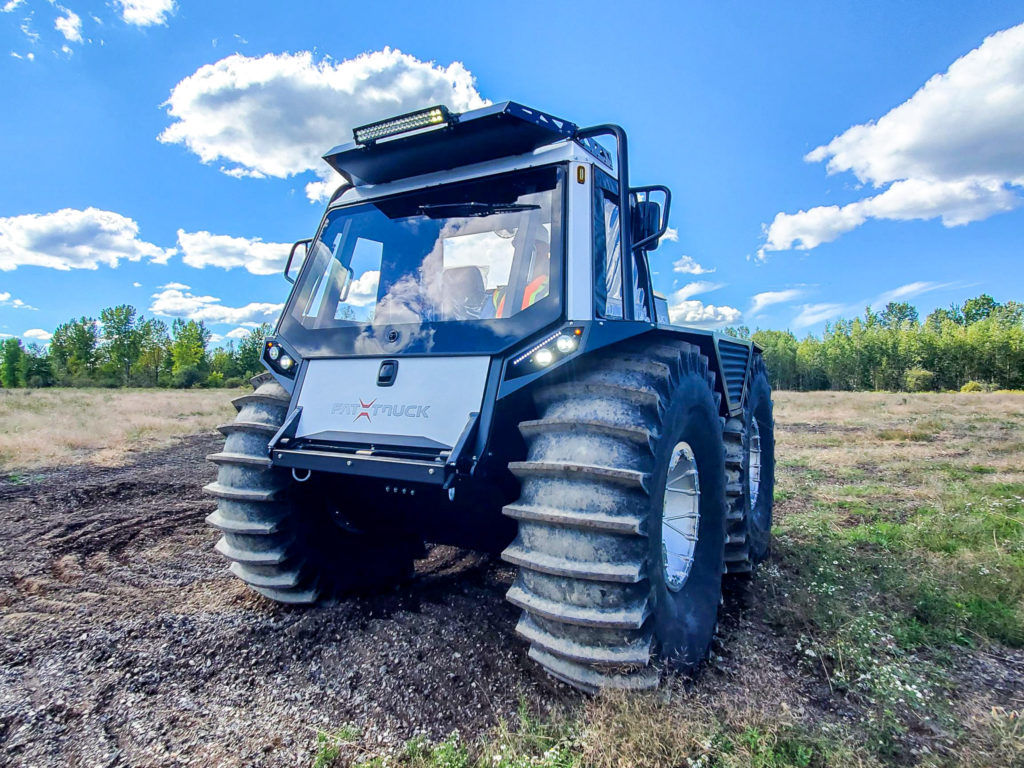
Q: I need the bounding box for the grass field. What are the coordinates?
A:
[0,387,238,474]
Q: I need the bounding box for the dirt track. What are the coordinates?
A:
[0,435,571,766]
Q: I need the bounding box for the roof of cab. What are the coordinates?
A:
[323,101,610,187]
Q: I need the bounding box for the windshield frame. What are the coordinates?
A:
[277,163,568,358]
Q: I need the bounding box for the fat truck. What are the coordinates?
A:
[204,102,775,693]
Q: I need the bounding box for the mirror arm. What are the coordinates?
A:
[284,238,313,284]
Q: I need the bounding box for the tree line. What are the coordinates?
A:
[1,305,269,389]
[1,293,1020,392]
[734,294,1024,392]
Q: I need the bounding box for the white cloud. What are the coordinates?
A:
[673,281,724,301]
[671,254,715,275]
[761,23,1024,258]
[149,283,283,325]
[0,207,175,271]
[666,281,740,328]
[2,0,25,12]
[132,281,142,287]
[177,229,291,276]
[662,227,679,242]
[875,281,956,304]
[748,288,804,318]
[0,291,36,310]
[23,328,52,341]
[792,302,847,329]
[115,0,175,27]
[54,7,82,42]
[159,49,488,202]
[225,326,251,339]
[668,299,742,328]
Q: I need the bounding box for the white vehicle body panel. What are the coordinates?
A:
[294,357,490,448]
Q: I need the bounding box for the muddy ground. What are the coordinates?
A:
[0,435,576,766]
[1,427,1020,767]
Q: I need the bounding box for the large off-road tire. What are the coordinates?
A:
[723,354,775,573]
[501,339,728,692]
[203,373,418,603]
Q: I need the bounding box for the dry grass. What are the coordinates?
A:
[0,387,240,472]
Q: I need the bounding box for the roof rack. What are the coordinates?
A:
[323,101,610,186]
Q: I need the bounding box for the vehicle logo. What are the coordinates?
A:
[354,398,376,422]
[331,399,431,423]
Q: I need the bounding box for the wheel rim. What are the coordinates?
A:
[662,442,700,592]
[748,419,762,504]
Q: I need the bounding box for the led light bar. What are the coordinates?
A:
[353,105,452,145]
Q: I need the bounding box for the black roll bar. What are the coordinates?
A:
[574,124,634,321]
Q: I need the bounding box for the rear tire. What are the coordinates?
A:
[501,339,727,691]
[724,353,775,573]
[204,373,419,603]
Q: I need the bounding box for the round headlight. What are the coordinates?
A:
[268,345,280,360]
[279,354,294,370]
[555,335,578,354]
[534,348,554,366]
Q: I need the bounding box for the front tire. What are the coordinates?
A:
[501,339,727,691]
[204,373,419,603]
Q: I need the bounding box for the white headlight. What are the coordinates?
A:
[555,335,577,354]
[268,345,280,360]
[279,355,294,370]
[534,348,554,366]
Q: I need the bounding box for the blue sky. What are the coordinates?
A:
[1,1,1022,344]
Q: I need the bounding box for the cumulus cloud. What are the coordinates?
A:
[159,48,488,201]
[177,229,291,276]
[115,0,175,27]
[23,328,52,341]
[54,6,82,42]
[666,281,740,328]
[761,23,1024,258]
[662,227,679,242]
[2,1,25,12]
[748,288,804,318]
[149,283,283,325]
[225,326,251,339]
[672,254,715,275]
[0,207,174,271]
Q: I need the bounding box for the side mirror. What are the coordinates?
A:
[284,238,312,283]
[630,185,672,251]
[633,202,661,247]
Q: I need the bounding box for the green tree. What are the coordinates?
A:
[18,344,54,387]
[1,338,25,388]
[134,319,171,386]
[962,294,1000,324]
[751,329,798,389]
[880,301,919,328]
[236,323,272,377]
[170,318,211,384]
[50,317,100,381]
[100,304,142,386]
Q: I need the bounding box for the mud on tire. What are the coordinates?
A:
[204,373,418,603]
[501,339,728,692]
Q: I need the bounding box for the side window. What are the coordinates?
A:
[593,170,623,319]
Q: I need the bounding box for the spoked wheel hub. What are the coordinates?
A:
[662,441,701,592]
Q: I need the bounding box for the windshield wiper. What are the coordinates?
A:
[416,202,540,219]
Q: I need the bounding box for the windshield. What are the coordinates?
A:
[288,166,563,335]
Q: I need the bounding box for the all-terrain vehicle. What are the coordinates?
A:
[205,102,775,692]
